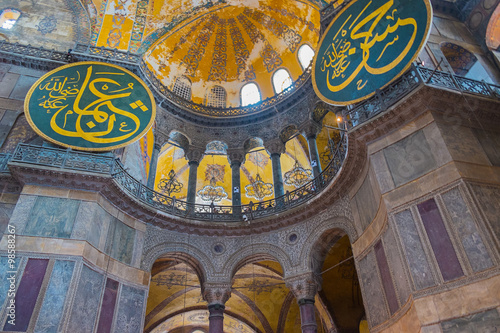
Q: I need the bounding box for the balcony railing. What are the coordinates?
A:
[8,135,346,222]
[344,65,500,128]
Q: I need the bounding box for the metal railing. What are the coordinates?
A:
[8,135,347,222]
[344,65,500,128]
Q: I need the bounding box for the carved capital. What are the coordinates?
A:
[301,120,322,139]
[226,149,245,165]
[265,139,286,155]
[184,147,204,163]
[285,272,321,301]
[202,282,232,306]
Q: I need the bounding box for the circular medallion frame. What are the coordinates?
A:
[312,0,432,105]
[24,61,156,151]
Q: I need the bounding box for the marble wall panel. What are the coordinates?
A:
[96,278,119,333]
[471,184,500,243]
[474,129,500,167]
[72,202,113,251]
[66,265,105,333]
[382,224,412,304]
[353,172,379,230]
[417,199,464,281]
[436,123,490,165]
[8,195,37,234]
[106,218,135,265]
[383,131,437,188]
[441,308,500,332]
[0,202,15,234]
[374,241,399,314]
[34,260,75,332]
[357,251,389,327]
[24,197,80,238]
[10,75,39,100]
[441,188,493,272]
[3,258,49,331]
[114,285,146,333]
[394,210,436,290]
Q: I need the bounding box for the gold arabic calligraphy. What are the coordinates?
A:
[37,66,145,144]
[320,0,417,92]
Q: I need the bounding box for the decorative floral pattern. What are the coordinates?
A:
[36,15,57,35]
[129,0,149,53]
[208,17,227,82]
[182,14,218,76]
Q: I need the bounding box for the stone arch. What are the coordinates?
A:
[243,137,264,155]
[223,243,294,280]
[168,131,191,150]
[279,124,298,143]
[141,241,217,283]
[300,215,358,275]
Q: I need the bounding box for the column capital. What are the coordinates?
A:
[185,147,204,163]
[301,120,322,139]
[202,282,232,306]
[265,139,286,156]
[227,149,245,165]
[153,142,162,151]
[285,272,321,302]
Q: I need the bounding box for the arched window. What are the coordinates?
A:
[272,68,292,94]
[204,85,227,108]
[0,9,21,30]
[298,44,315,70]
[240,82,261,106]
[440,42,494,83]
[172,76,192,100]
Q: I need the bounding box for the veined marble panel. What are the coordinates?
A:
[114,284,146,333]
[24,197,80,238]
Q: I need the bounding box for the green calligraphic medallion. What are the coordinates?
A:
[312,0,432,105]
[25,62,156,151]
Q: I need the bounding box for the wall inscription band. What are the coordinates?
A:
[312,0,432,105]
[25,62,156,151]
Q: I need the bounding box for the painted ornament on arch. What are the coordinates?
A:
[312,0,432,105]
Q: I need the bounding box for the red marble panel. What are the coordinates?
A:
[418,199,464,281]
[374,241,399,314]
[96,278,119,333]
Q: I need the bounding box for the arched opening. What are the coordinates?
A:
[0,9,20,30]
[172,76,192,101]
[298,44,315,70]
[241,82,261,106]
[272,68,293,94]
[440,42,494,83]
[311,230,366,332]
[204,85,227,108]
[145,254,208,333]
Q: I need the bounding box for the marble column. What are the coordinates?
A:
[307,134,322,177]
[231,160,242,207]
[285,273,321,333]
[186,160,199,205]
[147,143,161,188]
[203,283,232,333]
[270,153,284,198]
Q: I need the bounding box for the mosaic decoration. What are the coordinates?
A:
[284,160,313,188]
[182,14,218,77]
[25,62,156,151]
[64,0,91,45]
[205,141,227,154]
[204,164,225,183]
[262,5,320,35]
[228,18,251,77]
[245,173,273,201]
[90,0,108,45]
[243,8,302,53]
[158,169,183,196]
[246,279,281,294]
[237,14,283,73]
[129,0,149,53]
[313,0,432,105]
[152,272,187,289]
[440,42,478,76]
[165,25,198,62]
[248,151,269,168]
[36,15,58,35]
[137,1,226,54]
[208,17,228,82]
[244,65,257,81]
[107,0,128,48]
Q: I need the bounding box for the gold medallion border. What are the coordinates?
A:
[24,61,156,152]
[312,0,433,106]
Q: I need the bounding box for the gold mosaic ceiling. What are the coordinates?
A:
[142,0,326,106]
